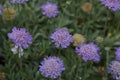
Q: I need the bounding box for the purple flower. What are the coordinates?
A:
[115,47,120,61]
[108,61,120,79]
[39,56,65,79]
[116,76,120,80]
[75,42,100,62]
[0,5,3,15]
[10,0,29,4]
[8,27,32,49]
[40,2,59,18]
[50,28,74,48]
[100,0,120,11]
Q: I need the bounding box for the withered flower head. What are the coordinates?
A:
[81,2,93,14]
[2,8,16,21]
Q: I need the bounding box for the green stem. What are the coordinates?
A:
[77,57,82,80]
[18,4,21,14]
[18,47,22,70]
[105,50,109,80]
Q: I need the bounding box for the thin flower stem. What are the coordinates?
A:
[18,47,22,70]
[77,57,82,80]
[105,10,110,80]
[105,49,109,80]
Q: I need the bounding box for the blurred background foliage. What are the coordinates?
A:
[0,0,120,80]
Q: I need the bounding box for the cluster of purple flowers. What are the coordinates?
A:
[7,27,101,79]
[5,0,120,79]
[89,0,120,79]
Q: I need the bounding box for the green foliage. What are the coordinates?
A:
[0,0,120,80]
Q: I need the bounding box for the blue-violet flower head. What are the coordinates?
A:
[40,2,59,18]
[50,28,74,48]
[8,27,32,49]
[75,42,100,62]
[39,56,65,79]
[108,60,120,79]
[100,0,120,11]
